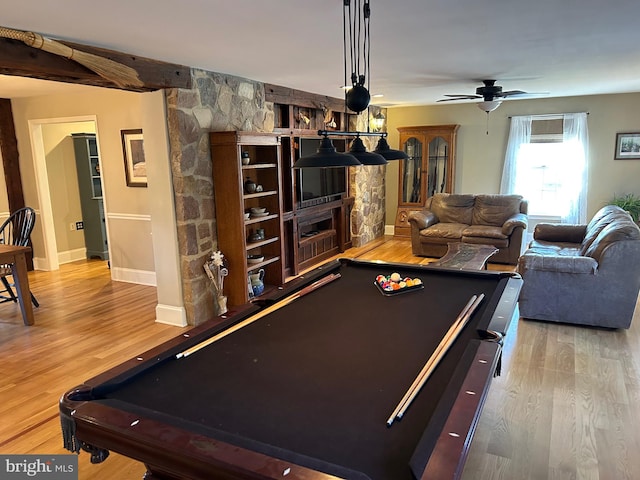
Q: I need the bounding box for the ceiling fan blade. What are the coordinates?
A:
[499,90,527,96]
[438,95,480,102]
[501,90,549,98]
[443,94,481,98]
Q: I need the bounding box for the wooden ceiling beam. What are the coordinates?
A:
[0,38,191,91]
[264,83,347,113]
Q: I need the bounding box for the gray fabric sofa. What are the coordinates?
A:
[407,193,528,264]
[517,205,640,329]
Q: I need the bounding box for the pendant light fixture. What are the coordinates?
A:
[374,136,408,160]
[295,0,404,168]
[349,136,387,165]
[293,134,361,168]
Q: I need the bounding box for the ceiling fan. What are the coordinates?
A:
[438,80,543,112]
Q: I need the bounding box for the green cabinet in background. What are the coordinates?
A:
[72,133,109,260]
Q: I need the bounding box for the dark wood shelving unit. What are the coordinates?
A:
[211,104,357,305]
[211,131,285,306]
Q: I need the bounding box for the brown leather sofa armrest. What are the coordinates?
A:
[533,223,587,243]
[502,213,528,235]
[408,210,438,230]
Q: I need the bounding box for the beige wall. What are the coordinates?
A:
[8,88,155,274]
[385,92,640,225]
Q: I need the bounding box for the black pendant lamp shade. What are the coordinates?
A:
[374,137,409,160]
[293,136,361,168]
[349,137,387,165]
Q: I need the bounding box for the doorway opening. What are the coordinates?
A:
[29,116,110,271]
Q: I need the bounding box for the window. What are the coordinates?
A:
[501,113,589,224]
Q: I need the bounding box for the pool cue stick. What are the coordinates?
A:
[395,294,485,422]
[386,294,476,426]
[176,273,341,359]
[386,294,483,426]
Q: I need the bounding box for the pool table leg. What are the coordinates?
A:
[80,442,109,464]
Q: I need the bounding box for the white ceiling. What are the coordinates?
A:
[2,0,640,106]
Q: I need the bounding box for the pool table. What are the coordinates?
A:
[60,258,522,480]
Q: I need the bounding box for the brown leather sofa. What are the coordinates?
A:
[407,193,528,264]
[517,205,640,328]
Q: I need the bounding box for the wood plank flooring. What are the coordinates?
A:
[1,238,639,480]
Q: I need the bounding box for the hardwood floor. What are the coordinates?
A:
[1,239,639,480]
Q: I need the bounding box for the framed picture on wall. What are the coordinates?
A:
[121,129,147,186]
[614,132,640,160]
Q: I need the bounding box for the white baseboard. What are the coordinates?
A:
[32,257,49,271]
[111,266,157,286]
[58,248,87,265]
[155,304,188,327]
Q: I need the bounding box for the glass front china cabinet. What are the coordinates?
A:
[394,125,459,237]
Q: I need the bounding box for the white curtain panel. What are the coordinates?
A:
[500,113,589,224]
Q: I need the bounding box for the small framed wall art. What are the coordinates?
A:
[614,132,640,160]
[121,129,147,186]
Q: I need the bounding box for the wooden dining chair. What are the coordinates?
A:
[0,207,39,307]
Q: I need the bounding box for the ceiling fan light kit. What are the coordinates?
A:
[438,79,545,114]
[477,100,502,113]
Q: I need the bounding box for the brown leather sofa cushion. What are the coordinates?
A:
[419,222,467,239]
[472,194,523,227]
[463,225,508,240]
[430,193,475,225]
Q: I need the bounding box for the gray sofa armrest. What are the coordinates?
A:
[517,253,597,275]
[534,223,587,243]
[408,210,439,230]
[501,213,528,236]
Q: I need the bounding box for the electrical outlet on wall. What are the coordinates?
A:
[76,221,84,230]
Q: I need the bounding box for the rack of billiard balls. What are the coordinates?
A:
[375,272,423,295]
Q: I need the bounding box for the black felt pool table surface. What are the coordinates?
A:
[91,260,514,479]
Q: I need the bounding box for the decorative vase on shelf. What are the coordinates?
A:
[216,295,228,316]
[242,151,251,165]
[250,268,265,296]
[244,177,257,194]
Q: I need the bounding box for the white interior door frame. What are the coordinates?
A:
[28,115,98,271]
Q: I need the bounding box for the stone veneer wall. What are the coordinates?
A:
[349,112,387,246]
[165,68,384,325]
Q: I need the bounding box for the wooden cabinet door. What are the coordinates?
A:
[394,125,458,237]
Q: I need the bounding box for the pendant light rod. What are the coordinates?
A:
[318,129,386,138]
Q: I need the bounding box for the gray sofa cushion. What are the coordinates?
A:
[518,252,597,274]
[583,219,640,261]
[579,205,625,254]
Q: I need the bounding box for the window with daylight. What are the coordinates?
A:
[500,113,589,224]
